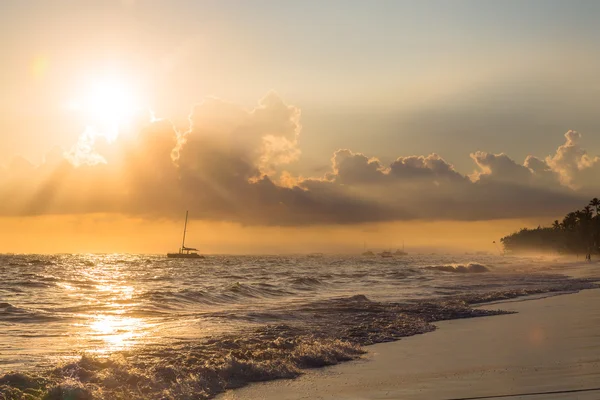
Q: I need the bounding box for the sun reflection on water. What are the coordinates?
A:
[95,283,135,300]
[68,256,155,354]
[87,314,147,353]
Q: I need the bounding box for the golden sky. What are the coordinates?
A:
[1,1,600,253]
[0,215,546,255]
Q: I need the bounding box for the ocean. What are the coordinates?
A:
[0,253,597,399]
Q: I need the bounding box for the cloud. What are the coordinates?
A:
[328,150,387,184]
[0,94,597,225]
[469,151,561,188]
[470,152,534,184]
[300,145,580,222]
[545,130,600,189]
[389,154,466,183]
[180,92,301,175]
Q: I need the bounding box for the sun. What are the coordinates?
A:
[69,78,141,142]
[85,81,138,124]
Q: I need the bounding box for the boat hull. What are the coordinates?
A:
[167,253,204,259]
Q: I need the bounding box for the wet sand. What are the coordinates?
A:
[219,288,600,400]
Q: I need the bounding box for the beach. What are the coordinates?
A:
[220,288,600,400]
[1,255,598,399]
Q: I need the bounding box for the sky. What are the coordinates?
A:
[1,0,600,253]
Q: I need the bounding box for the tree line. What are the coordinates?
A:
[501,198,600,256]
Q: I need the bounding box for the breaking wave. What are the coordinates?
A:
[1,277,597,399]
[426,263,490,273]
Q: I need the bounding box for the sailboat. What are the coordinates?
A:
[380,250,393,258]
[362,241,374,256]
[395,241,408,256]
[167,211,204,259]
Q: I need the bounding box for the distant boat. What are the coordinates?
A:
[167,211,204,259]
[307,253,324,258]
[362,241,375,256]
[380,250,393,258]
[395,241,408,256]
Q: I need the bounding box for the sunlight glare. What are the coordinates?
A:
[69,78,141,142]
[88,315,146,353]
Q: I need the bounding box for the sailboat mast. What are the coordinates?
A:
[181,211,189,250]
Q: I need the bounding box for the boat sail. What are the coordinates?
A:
[167,211,204,259]
[362,241,374,256]
[395,240,408,256]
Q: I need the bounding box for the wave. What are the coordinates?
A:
[2,257,55,267]
[139,284,294,307]
[0,303,62,323]
[386,268,422,279]
[290,277,324,286]
[0,277,597,399]
[0,336,363,400]
[1,254,599,399]
[226,282,293,297]
[426,263,490,273]
[8,280,52,288]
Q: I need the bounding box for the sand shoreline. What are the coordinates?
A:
[219,287,600,400]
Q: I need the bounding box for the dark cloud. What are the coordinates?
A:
[0,94,596,225]
[328,150,387,184]
[471,152,532,184]
[389,154,466,183]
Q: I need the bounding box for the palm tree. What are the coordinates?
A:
[500,198,600,256]
[562,212,578,231]
[576,206,594,256]
[590,198,600,254]
[590,198,600,216]
[552,220,561,230]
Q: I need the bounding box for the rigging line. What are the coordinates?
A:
[444,386,600,400]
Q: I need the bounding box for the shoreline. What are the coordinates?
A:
[219,288,600,400]
[1,260,598,399]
